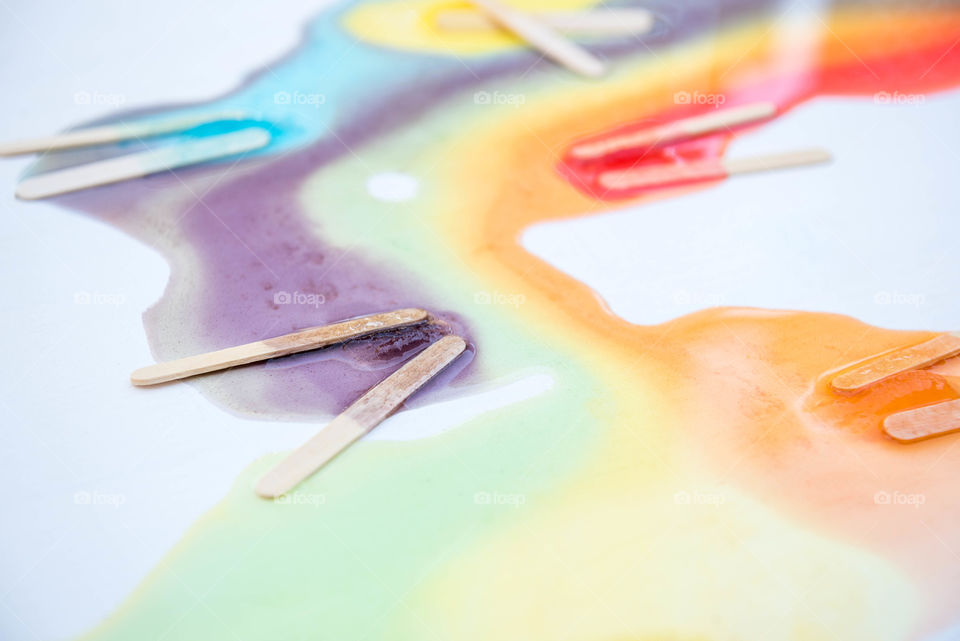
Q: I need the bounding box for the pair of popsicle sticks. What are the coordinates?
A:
[437,7,655,36]
[831,332,960,443]
[131,308,468,498]
[2,111,269,199]
[563,100,829,194]
[468,0,608,77]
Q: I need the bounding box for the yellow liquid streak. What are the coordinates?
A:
[343,0,603,55]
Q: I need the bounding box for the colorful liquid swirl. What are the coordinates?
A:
[29,0,960,639]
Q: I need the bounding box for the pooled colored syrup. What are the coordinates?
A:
[558,130,730,199]
[56,133,477,416]
[559,36,960,199]
[31,0,960,639]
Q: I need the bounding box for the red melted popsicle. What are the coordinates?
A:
[559,34,960,201]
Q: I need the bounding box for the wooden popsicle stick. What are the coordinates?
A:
[436,8,655,36]
[0,111,248,157]
[570,101,777,161]
[469,0,606,78]
[832,332,960,393]
[597,147,830,192]
[722,148,831,175]
[16,127,270,199]
[883,398,960,443]
[131,308,429,386]
[256,335,468,498]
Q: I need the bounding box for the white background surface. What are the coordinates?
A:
[0,1,957,640]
